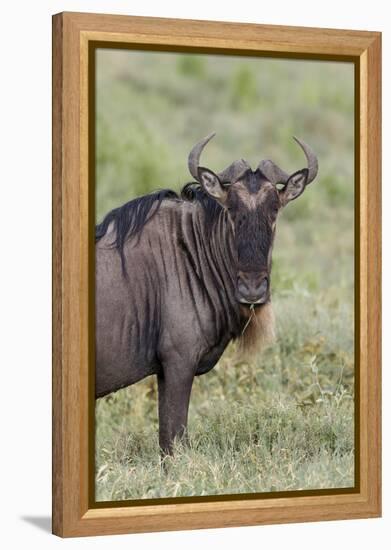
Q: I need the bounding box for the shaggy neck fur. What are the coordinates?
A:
[236,302,276,361]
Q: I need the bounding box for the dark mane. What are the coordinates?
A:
[180,182,224,228]
[95,183,224,275]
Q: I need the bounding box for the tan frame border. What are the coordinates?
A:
[52,12,381,537]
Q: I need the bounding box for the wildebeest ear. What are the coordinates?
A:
[198,167,228,204]
[279,168,308,206]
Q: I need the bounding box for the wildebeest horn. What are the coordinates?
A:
[188,132,216,181]
[258,160,290,185]
[218,159,251,184]
[259,137,318,185]
[293,136,318,184]
[188,133,251,184]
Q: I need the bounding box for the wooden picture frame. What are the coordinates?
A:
[52,11,381,537]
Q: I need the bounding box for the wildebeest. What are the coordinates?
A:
[95,133,318,454]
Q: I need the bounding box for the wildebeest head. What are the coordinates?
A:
[188,133,318,306]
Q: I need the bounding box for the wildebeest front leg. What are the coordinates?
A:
[157,367,194,456]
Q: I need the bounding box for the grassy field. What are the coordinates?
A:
[95,50,355,501]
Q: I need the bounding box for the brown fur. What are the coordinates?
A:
[235,181,275,210]
[236,302,276,362]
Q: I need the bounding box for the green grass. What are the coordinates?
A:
[95,329,354,500]
[95,50,355,500]
[96,398,353,500]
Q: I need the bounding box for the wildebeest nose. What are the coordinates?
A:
[237,272,269,305]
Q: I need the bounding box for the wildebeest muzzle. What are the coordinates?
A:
[236,270,269,305]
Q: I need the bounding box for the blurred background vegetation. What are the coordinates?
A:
[95,49,355,501]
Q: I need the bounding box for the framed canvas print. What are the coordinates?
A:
[52,12,381,537]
